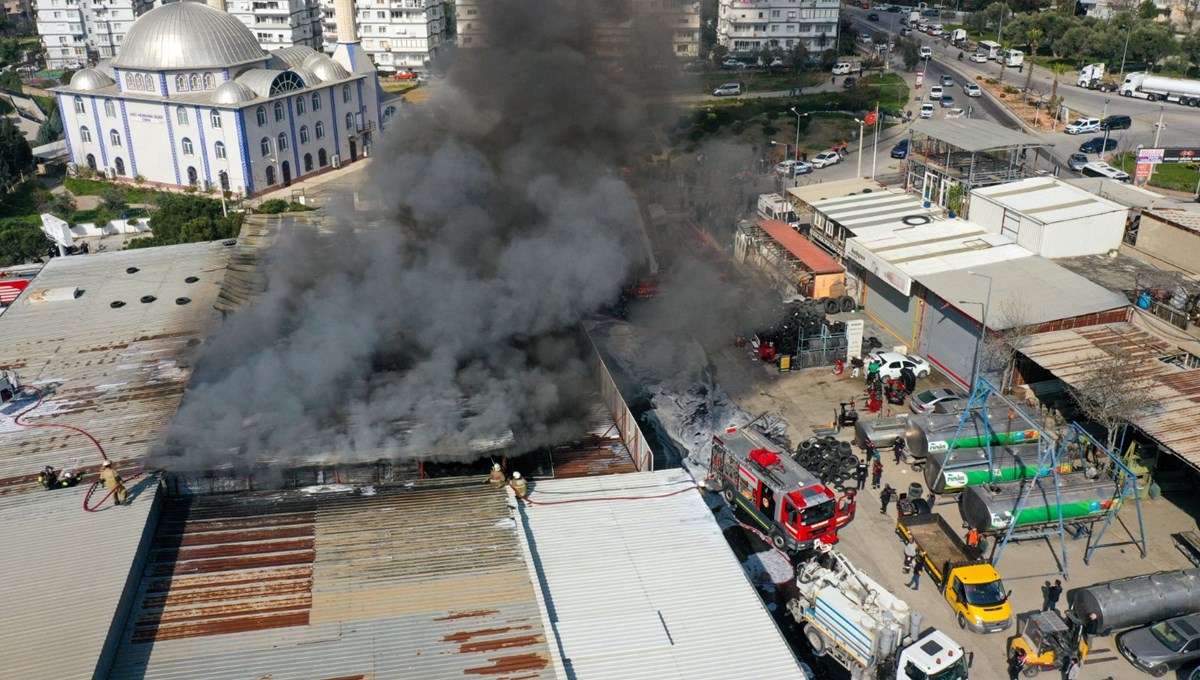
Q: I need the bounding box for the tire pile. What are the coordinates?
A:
[793,436,860,493]
[754,297,855,355]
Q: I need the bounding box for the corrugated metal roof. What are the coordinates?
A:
[848,218,1033,277]
[756,220,843,274]
[787,178,885,208]
[920,257,1130,328]
[1020,323,1200,466]
[910,118,1046,152]
[809,189,943,233]
[517,469,803,679]
[1145,206,1200,234]
[109,482,557,680]
[0,242,232,489]
[970,177,1127,224]
[0,478,162,680]
[1061,177,1176,211]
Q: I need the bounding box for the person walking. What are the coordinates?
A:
[1047,579,1064,612]
[1063,656,1080,680]
[907,553,924,590]
[99,460,127,506]
[1007,647,1027,680]
[893,437,906,465]
[871,459,883,489]
[866,358,880,385]
[903,537,918,572]
[880,484,896,514]
[509,471,528,500]
[1041,580,1054,611]
[486,463,506,489]
[855,460,869,491]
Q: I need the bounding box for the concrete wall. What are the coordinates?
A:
[1136,214,1200,275]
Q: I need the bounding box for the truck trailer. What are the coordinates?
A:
[709,426,856,553]
[788,548,972,679]
[898,513,1013,633]
[958,472,1120,534]
[1120,72,1200,105]
[924,443,1069,495]
[1077,62,1117,91]
[1067,568,1200,636]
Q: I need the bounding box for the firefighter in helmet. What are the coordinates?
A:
[487,463,505,489]
[99,460,128,506]
[509,471,528,499]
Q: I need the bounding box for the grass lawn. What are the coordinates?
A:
[1113,153,1200,193]
[697,69,826,94]
[63,177,164,203]
[380,80,420,94]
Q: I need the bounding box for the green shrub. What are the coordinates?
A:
[254,199,311,214]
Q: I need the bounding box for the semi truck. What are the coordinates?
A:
[898,513,1014,634]
[1120,72,1200,105]
[1077,62,1118,91]
[708,426,856,553]
[788,548,972,679]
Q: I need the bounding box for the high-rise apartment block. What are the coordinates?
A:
[717,0,840,55]
[321,0,447,73]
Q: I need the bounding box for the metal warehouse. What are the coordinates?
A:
[968,177,1130,258]
[801,186,944,257]
[735,219,846,300]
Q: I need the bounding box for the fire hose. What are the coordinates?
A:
[12,385,139,512]
[519,484,698,506]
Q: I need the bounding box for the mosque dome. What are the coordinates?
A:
[112,2,265,71]
[211,80,258,105]
[303,53,350,82]
[69,68,115,91]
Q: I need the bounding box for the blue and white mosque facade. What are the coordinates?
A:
[52,0,396,197]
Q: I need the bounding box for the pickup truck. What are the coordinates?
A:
[898,513,1013,634]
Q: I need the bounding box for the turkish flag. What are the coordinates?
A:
[864,109,877,126]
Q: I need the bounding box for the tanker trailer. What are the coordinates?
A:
[924,443,1070,495]
[854,414,910,449]
[906,408,1040,461]
[959,472,1119,533]
[1068,569,1200,636]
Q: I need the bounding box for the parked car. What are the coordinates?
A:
[682,59,709,72]
[970,52,988,62]
[768,57,785,69]
[1067,153,1091,171]
[1080,137,1118,154]
[1117,614,1200,677]
[811,151,841,168]
[843,76,857,88]
[722,58,747,69]
[1064,117,1100,134]
[940,95,954,107]
[964,83,982,97]
[1101,114,1133,130]
[940,74,955,87]
[920,102,936,118]
[900,27,912,36]
[929,85,943,99]
[775,160,812,176]
[888,4,902,10]
[919,45,932,58]
[910,387,964,414]
[891,138,909,158]
[712,82,742,96]
[868,351,932,380]
[928,24,944,35]
[867,12,880,20]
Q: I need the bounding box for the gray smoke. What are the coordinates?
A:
[159,0,684,469]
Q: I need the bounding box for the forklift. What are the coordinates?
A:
[1007,610,1088,676]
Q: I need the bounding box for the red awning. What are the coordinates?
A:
[756,220,844,275]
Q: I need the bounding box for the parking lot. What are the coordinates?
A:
[706,305,1198,679]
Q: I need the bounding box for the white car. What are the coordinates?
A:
[869,351,932,380]
[919,102,935,118]
[964,83,982,97]
[775,160,812,176]
[970,52,988,63]
[1064,117,1100,134]
[811,151,841,168]
[712,82,742,96]
[928,24,944,36]
[919,46,932,59]
[929,85,944,99]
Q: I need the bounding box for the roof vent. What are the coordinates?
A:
[29,287,82,304]
[140,295,157,304]
[126,267,139,274]
[111,300,126,308]
[175,297,191,305]
[184,276,199,284]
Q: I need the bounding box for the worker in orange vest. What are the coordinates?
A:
[486,463,505,489]
[966,527,981,556]
[99,460,127,506]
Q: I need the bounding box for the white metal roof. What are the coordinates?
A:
[1061,177,1177,211]
[787,178,885,208]
[809,188,944,233]
[970,177,1128,224]
[919,256,1130,328]
[517,469,803,679]
[0,242,231,483]
[847,218,1033,278]
[0,479,161,680]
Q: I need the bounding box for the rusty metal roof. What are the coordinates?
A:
[517,469,804,678]
[108,481,557,679]
[1020,322,1200,466]
[0,242,231,490]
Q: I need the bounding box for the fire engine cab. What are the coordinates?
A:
[709,427,856,553]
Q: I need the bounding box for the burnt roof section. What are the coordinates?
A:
[109,480,556,679]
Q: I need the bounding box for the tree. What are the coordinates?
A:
[99,185,128,213]
[981,296,1034,394]
[1069,346,1162,457]
[1180,0,1200,30]
[819,48,838,71]
[1128,23,1177,70]
[1021,27,1044,93]
[1182,32,1200,70]
[1052,25,1092,64]
[35,102,62,145]
[1047,63,1069,129]
[133,193,242,248]
[1136,0,1160,20]
[788,42,810,70]
[0,117,32,192]
[898,37,921,71]
[0,69,20,92]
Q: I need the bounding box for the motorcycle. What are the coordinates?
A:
[957,51,964,61]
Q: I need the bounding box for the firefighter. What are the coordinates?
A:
[855,460,869,490]
[892,437,907,465]
[99,460,127,506]
[880,484,896,515]
[871,459,883,489]
[509,471,528,499]
[486,463,505,489]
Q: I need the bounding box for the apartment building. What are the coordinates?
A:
[321,0,446,73]
[35,0,155,69]
[717,0,840,55]
[227,0,324,52]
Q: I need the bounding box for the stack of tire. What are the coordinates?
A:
[793,436,859,493]
[755,299,854,369]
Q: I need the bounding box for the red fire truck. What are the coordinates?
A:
[709,427,856,553]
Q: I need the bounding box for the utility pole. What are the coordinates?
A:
[855,118,865,177]
[1148,106,1165,185]
[871,101,880,180]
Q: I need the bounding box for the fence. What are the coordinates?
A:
[584,330,654,472]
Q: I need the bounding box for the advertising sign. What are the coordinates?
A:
[1136,148,1164,164]
[844,238,912,296]
[1163,148,1200,163]
[1134,162,1152,183]
[846,319,864,359]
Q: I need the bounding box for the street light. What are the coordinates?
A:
[1101,98,1112,155]
[1119,24,1132,80]
[790,107,808,161]
[853,117,866,177]
[958,270,993,389]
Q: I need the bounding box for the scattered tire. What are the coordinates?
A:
[140,295,156,303]
[110,300,125,308]
[839,295,855,313]
[184,276,199,283]
[125,267,139,274]
[824,298,841,315]
[175,297,191,305]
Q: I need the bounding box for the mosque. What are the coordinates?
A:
[51,0,396,197]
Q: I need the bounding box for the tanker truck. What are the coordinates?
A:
[905,409,1040,462]
[924,443,1070,495]
[1067,569,1200,638]
[1120,72,1200,106]
[958,472,1119,534]
[788,548,972,679]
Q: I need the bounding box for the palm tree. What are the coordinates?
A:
[998,41,1010,84]
[1023,27,1043,94]
[1048,63,1069,130]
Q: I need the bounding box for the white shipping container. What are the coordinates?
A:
[967,178,1128,258]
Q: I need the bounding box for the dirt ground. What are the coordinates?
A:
[705,306,1197,680]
